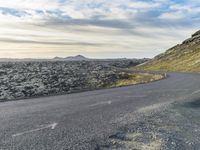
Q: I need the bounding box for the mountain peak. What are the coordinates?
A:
[53,55,88,61]
[74,55,86,58]
[65,55,88,60]
[53,56,62,59]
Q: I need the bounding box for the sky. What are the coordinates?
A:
[0,0,200,59]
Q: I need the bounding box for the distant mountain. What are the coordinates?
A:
[53,55,89,61]
[0,55,148,63]
[136,30,200,72]
[53,56,63,60]
[0,58,50,62]
[65,55,89,61]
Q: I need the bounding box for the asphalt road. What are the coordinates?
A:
[0,72,200,150]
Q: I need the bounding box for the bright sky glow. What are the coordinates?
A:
[0,0,200,58]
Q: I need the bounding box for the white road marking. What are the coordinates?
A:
[117,95,146,98]
[192,89,200,95]
[89,101,112,107]
[108,101,112,104]
[12,123,57,137]
[89,95,145,107]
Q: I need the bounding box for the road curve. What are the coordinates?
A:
[0,72,200,150]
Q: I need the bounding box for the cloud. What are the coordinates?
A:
[0,37,111,47]
[0,0,60,10]
[0,0,200,58]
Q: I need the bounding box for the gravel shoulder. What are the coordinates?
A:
[98,91,200,150]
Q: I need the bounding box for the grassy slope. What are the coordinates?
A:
[107,73,164,88]
[136,31,200,72]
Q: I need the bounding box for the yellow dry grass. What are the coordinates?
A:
[108,73,163,88]
[136,48,200,73]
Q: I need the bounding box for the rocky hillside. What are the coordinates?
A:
[136,30,200,72]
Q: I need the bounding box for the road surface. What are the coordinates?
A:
[0,72,200,150]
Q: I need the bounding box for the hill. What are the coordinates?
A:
[136,30,200,72]
[65,55,89,61]
[54,55,89,61]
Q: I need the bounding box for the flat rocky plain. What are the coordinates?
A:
[0,59,147,101]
